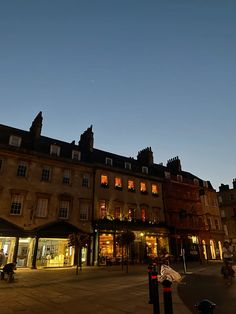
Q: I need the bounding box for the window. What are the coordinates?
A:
[128,208,136,221]
[218,196,222,204]
[100,201,107,218]
[193,178,199,186]
[125,162,131,170]
[141,208,146,222]
[115,177,122,189]
[36,198,48,218]
[105,157,113,166]
[152,184,159,195]
[128,180,135,191]
[101,174,108,187]
[17,161,28,177]
[203,181,208,188]
[80,204,89,220]
[114,207,121,219]
[62,169,71,184]
[72,150,81,160]
[58,201,70,219]
[9,135,22,147]
[82,174,90,187]
[164,171,170,179]
[41,166,51,182]
[142,166,148,174]
[140,182,147,193]
[10,194,23,215]
[220,210,226,218]
[50,144,60,156]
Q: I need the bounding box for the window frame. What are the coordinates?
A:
[9,135,22,147]
[50,144,61,156]
[72,150,81,161]
[10,194,24,215]
[35,198,49,218]
[41,166,51,182]
[17,161,28,177]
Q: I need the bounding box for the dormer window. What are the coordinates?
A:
[203,181,208,188]
[50,144,60,156]
[125,162,131,170]
[105,157,113,166]
[164,171,171,179]
[194,178,199,186]
[72,150,81,160]
[142,166,148,174]
[9,135,22,147]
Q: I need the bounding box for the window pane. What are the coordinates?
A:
[36,199,48,217]
[10,194,23,215]
[59,201,69,219]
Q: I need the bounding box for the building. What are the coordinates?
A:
[0,112,224,268]
[218,180,236,251]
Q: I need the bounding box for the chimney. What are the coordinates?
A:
[233,179,236,189]
[137,147,154,166]
[29,112,43,140]
[166,156,182,174]
[219,183,230,192]
[79,125,94,152]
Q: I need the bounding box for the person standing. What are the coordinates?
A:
[0,249,6,267]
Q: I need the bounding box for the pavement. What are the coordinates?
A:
[0,261,207,314]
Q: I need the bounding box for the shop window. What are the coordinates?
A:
[36,198,48,218]
[152,184,159,196]
[114,207,121,219]
[128,180,135,192]
[101,175,108,188]
[50,144,60,156]
[10,194,23,215]
[141,208,146,222]
[58,201,70,219]
[9,135,22,147]
[82,174,90,187]
[140,182,147,194]
[62,169,71,184]
[80,205,89,220]
[41,166,51,182]
[100,201,107,218]
[17,161,28,177]
[115,177,122,190]
[72,150,81,160]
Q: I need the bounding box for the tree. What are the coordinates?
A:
[68,232,89,275]
[117,230,135,273]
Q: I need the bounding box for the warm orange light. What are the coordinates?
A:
[140,182,147,192]
[152,184,158,194]
[101,175,108,184]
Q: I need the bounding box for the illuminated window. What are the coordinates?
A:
[115,177,122,189]
[114,207,121,219]
[141,208,146,222]
[101,175,108,187]
[128,208,136,221]
[140,182,147,193]
[152,184,159,195]
[128,180,135,191]
[100,201,107,218]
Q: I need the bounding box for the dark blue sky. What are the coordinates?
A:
[0,0,236,190]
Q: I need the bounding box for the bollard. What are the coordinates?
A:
[151,268,160,314]
[162,277,173,314]
[194,299,216,314]
[148,264,153,304]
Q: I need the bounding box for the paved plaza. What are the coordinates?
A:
[0,264,191,314]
